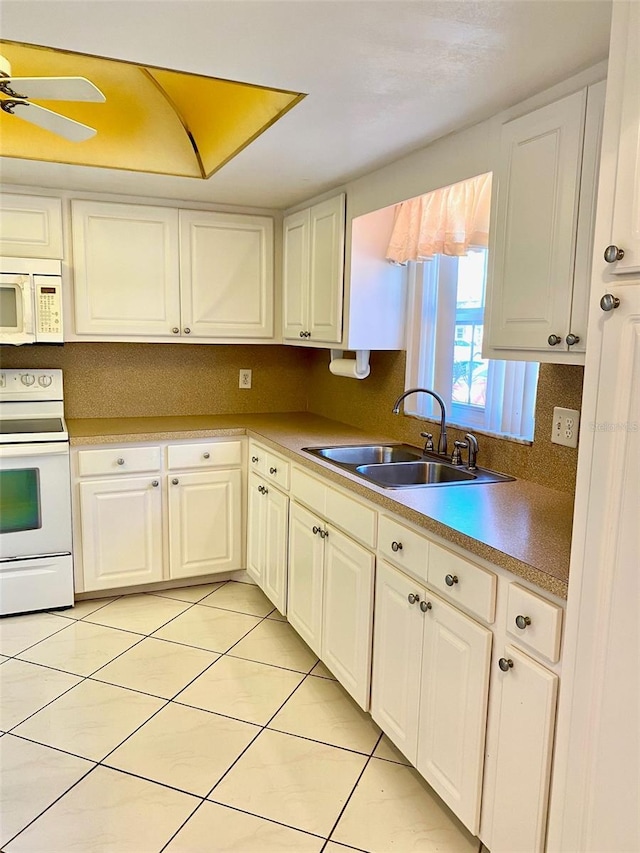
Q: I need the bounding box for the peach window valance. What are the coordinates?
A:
[385,172,492,263]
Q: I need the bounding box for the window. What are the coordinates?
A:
[405,247,539,441]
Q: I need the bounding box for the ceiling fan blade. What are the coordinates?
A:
[3,101,97,142]
[6,76,105,102]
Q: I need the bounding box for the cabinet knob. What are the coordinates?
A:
[299,331,305,338]
[498,657,514,672]
[600,293,620,312]
[203,452,210,459]
[269,466,277,475]
[172,327,180,334]
[445,573,459,587]
[251,455,259,463]
[408,593,420,605]
[604,245,624,263]
[258,485,264,494]
[151,480,159,487]
[565,333,580,347]
[547,334,562,346]
[515,614,532,630]
[312,525,320,535]
[319,528,328,538]
[420,600,432,612]
[183,327,191,334]
[116,458,125,466]
[172,478,179,485]
[391,541,403,552]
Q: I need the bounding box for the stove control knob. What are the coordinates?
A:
[21,374,36,386]
[38,375,53,388]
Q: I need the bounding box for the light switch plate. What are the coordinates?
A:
[552,407,580,448]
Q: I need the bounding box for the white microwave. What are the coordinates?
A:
[0,257,63,345]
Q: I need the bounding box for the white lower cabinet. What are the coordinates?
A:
[287,500,374,709]
[246,472,289,614]
[483,645,559,853]
[371,560,491,835]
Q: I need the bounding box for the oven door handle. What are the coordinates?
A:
[0,443,69,459]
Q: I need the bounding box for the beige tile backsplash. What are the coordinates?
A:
[0,342,582,493]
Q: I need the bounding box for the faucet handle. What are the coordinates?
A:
[464,433,479,471]
[420,432,434,452]
[451,440,468,466]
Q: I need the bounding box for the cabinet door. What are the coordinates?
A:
[0,194,63,259]
[179,210,274,338]
[416,594,492,835]
[168,469,242,579]
[262,484,289,615]
[487,91,586,352]
[79,476,163,591]
[487,645,558,853]
[308,194,345,343]
[282,208,310,340]
[246,473,266,585]
[287,501,324,656]
[322,525,375,710]
[370,560,424,764]
[71,200,181,336]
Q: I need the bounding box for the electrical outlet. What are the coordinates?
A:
[239,369,252,389]
[551,407,580,448]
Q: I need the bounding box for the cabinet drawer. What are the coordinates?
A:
[378,515,429,582]
[325,487,376,549]
[264,450,290,491]
[167,440,242,470]
[506,584,563,663]
[249,440,267,475]
[77,446,161,477]
[427,543,496,623]
[291,466,326,516]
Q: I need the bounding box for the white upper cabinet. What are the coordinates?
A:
[485,82,606,363]
[70,199,274,341]
[72,200,181,337]
[179,209,273,338]
[0,193,63,259]
[283,193,345,344]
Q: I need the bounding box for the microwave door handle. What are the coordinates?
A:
[19,277,35,336]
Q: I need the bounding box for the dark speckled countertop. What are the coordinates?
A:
[68,412,574,599]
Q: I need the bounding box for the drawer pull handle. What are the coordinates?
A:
[408,593,419,605]
[269,466,277,475]
[251,456,259,463]
[420,600,432,612]
[445,573,459,587]
[116,458,125,466]
[391,541,403,552]
[151,480,159,487]
[515,614,532,629]
[203,452,210,459]
[498,657,514,672]
[172,478,179,485]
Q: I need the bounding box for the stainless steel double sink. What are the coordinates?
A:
[303,444,514,489]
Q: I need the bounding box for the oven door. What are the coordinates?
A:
[0,274,35,345]
[0,443,72,561]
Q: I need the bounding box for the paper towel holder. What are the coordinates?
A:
[329,349,370,379]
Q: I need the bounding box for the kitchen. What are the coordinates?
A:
[0,1,637,852]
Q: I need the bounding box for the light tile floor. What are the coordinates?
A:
[0,581,481,853]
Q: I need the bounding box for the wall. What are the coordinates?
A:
[306,349,583,494]
[0,343,312,419]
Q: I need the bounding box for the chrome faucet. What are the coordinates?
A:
[464,433,479,471]
[392,387,448,456]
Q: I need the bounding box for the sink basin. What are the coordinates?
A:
[355,461,476,488]
[303,443,514,489]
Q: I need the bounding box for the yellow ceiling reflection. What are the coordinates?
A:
[0,40,305,179]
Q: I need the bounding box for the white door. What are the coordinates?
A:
[416,593,492,835]
[282,208,309,340]
[71,200,181,337]
[168,469,242,579]
[487,646,558,853]
[262,484,289,615]
[321,525,375,710]
[488,90,586,351]
[370,560,424,764]
[179,210,274,339]
[246,473,265,585]
[308,194,345,343]
[79,476,163,591]
[287,501,324,656]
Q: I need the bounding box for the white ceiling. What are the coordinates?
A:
[0,0,612,210]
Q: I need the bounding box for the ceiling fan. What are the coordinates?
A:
[0,54,105,142]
